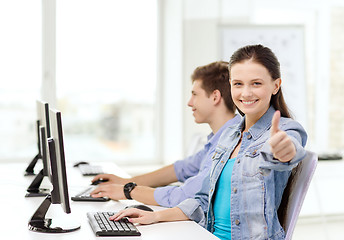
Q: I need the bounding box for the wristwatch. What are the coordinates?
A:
[123,182,137,200]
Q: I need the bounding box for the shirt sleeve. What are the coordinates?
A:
[176,198,206,227]
[174,148,208,182]
[175,173,211,228]
[154,162,211,207]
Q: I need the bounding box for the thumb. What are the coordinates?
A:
[271,110,281,136]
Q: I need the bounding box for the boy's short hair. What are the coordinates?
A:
[191,61,235,113]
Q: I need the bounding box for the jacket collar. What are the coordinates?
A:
[233,106,276,141]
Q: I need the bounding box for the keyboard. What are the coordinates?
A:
[87,212,141,236]
[71,186,110,202]
[78,164,104,176]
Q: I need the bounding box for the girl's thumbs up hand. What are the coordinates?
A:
[269,111,296,162]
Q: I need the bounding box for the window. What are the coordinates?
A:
[0,1,41,161]
[56,0,158,164]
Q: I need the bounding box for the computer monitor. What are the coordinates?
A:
[24,100,43,176]
[48,109,71,211]
[24,100,49,176]
[28,108,80,233]
[25,100,51,197]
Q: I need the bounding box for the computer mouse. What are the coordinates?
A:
[91,179,109,185]
[125,204,154,212]
[73,161,89,167]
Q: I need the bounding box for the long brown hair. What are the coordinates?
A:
[228,44,292,118]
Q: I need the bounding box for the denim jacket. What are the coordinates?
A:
[177,106,307,240]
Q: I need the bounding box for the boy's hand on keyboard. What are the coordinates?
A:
[110,208,157,225]
[91,184,126,200]
[92,174,129,185]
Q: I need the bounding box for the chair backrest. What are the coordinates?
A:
[283,150,318,240]
[185,133,207,157]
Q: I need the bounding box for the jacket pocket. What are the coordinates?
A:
[211,146,226,160]
[242,142,265,177]
[210,146,226,179]
[245,142,264,158]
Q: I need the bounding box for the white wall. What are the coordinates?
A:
[160,0,344,161]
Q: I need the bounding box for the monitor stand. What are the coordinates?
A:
[28,195,80,233]
[25,169,50,197]
[24,154,41,176]
[24,120,42,176]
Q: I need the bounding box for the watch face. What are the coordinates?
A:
[124,182,137,199]
[125,182,136,190]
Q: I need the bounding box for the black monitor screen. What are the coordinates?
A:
[37,100,51,138]
[37,100,51,177]
[48,108,71,213]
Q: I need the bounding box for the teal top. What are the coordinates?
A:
[213,158,236,240]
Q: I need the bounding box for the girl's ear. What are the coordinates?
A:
[273,78,282,95]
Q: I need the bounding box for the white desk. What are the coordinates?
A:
[0,163,219,240]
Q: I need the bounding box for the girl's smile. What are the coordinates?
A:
[230,59,281,128]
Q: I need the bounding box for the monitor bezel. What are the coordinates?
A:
[40,101,51,177]
[48,108,71,213]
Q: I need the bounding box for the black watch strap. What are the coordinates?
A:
[123,182,137,200]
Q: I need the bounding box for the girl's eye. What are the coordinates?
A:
[233,82,242,86]
[253,82,262,86]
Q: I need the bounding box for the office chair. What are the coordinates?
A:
[185,133,207,157]
[279,150,318,240]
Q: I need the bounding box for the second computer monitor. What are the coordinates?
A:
[38,100,51,177]
[25,100,52,197]
[25,100,51,176]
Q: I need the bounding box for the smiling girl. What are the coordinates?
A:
[110,45,307,240]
